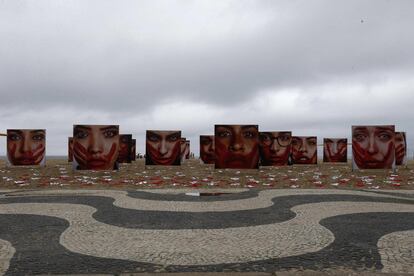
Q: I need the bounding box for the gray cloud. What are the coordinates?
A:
[0,0,413,155]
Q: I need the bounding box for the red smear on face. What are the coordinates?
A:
[215,140,259,169]
[292,147,317,164]
[9,143,45,166]
[353,140,394,169]
[148,141,180,165]
[74,141,117,170]
[324,142,347,163]
[261,145,291,166]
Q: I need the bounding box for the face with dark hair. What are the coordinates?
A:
[200,135,215,164]
[215,125,259,169]
[7,129,46,166]
[395,132,406,166]
[73,125,119,170]
[323,138,347,163]
[259,131,291,166]
[146,130,181,165]
[118,134,132,163]
[291,136,317,164]
[352,125,395,169]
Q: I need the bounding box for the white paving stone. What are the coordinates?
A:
[0,239,15,276]
[378,230,414,273]
[1,202,414,265]
[5,189,414,212]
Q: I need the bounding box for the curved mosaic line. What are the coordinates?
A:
[363,190,414,200]
[2,193,414,230]
[1,211,414,273]
[378,230,414,273]
[5,189,414,213]
[0,214,161,275]
[0,238,14,276]
[1,202,414,265]
[205,212,414,273]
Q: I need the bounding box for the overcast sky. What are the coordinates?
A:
[1,0,413,157]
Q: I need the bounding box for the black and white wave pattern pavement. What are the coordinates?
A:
[1,188,414,275]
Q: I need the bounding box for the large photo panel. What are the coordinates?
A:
[7,129,46,166]
[73,125,120,170]
[180,137,187,162]
[259,131,292,166]
[214,125,259,169]
[146,130,181,166]
[291,136,317,165]
[131,139,136,161]
[323,138,347,163]
[185,140,190,159]
[352,125,395,170]
[200,135,215,164]
[68,137,73,162]
[118,134,132,163]
[395,132,407,166]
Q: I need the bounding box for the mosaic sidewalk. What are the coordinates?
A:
[0,188,414,275]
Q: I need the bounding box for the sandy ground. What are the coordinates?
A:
[0,159,413,190]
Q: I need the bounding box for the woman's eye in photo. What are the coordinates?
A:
[354,134,366,141]
[260,135,270,141]
[280,136,289,141]
[243,131,256,138]
[168,135,179,142]
[9,134,21,141]
[217,131,231,138]
[75,131,88,139]
[148,135,159,142]
[378,133,391,141]
[104,130,117,138]
[32,134,45,141]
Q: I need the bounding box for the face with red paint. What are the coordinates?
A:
[291,136,317,164]
[259,131,292,166]
[146,130,181,166]
[323,138,347,163]
[200,135,215,164]
[180,138,186,161]
[118,134,132,163]
[185,141,190,159]
[68,137,74,162]
[352,125,395,169]
[73,125,119,170]
[7,129,46,166]
[214,125,259,169]
[395,132,406,166]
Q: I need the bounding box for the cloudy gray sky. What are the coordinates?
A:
[1,0,413,157]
